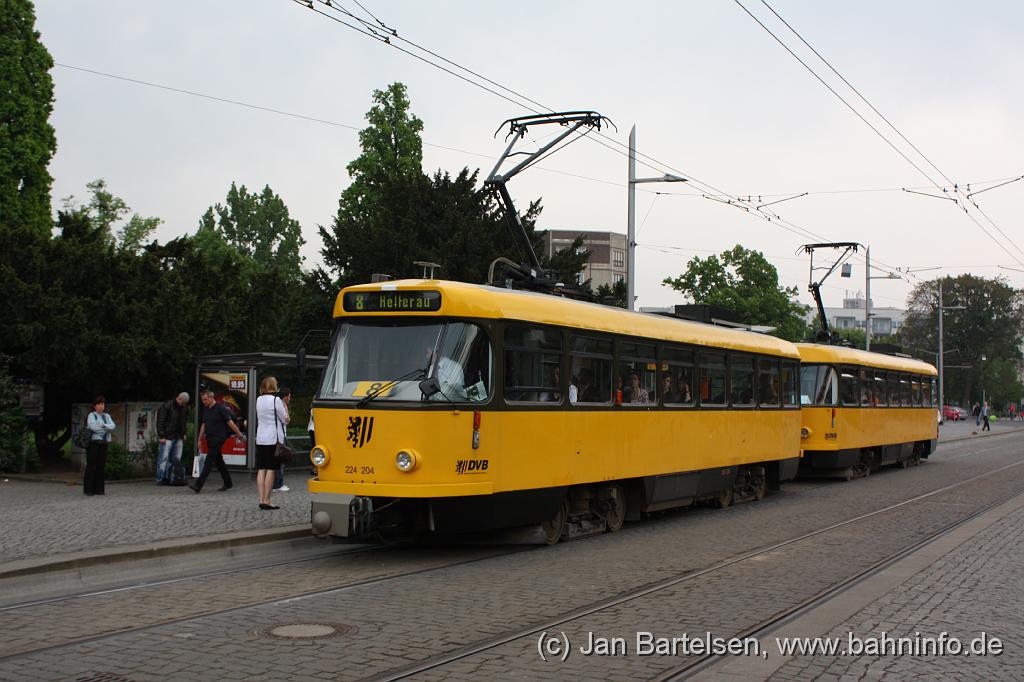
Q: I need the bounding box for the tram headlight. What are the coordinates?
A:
[395,449,419,472]
[311,446,330,467]
[800,427,811,440]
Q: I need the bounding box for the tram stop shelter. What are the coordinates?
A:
[194,352,328,470]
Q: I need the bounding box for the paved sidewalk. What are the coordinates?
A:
[0,474,311,570]
[768,501,1024,681]
[0,418,1016,575]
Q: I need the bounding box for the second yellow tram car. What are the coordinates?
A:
[309,280,803,543]
[796,344,938,479]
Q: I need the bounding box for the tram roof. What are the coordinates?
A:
[335,280,800,358]
[795,343,937,375]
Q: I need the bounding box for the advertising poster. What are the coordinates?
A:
[126,403,160,453]
[198,371,249,467]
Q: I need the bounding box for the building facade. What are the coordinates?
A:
[804,294,906,337]
[540,229,627,290]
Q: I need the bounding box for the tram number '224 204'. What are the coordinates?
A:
[344,465,375,475]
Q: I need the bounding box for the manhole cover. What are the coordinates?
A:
[259,622,355,640]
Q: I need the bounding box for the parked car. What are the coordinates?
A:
[943,405,963,421]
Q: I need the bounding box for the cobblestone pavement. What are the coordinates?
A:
[0,433,1021,681]
[0,474,313,565]
[1,420,1016,569]
[769,504,1024,682]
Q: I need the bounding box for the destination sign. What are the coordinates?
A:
[343,290,442,313]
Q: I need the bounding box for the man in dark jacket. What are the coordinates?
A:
[190,390,244,493]
[156,392,190,485]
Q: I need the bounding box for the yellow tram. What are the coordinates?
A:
[796,344,938,479]
[308,280,803,543]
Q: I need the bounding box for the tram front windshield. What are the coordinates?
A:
[319,320,492,403]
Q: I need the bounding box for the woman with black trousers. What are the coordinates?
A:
[84,396,116,495]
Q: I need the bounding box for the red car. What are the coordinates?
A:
[943,405,962,421]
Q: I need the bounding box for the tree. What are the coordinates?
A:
[61,179,162,252]
[540,234,591,288]
[197,182,304,276]
[0,0,56,232]
[596,280,628,308]
[662,245,809,341]
[899,275,1024,407]
[0,0,57,408]
[321,82,547,286]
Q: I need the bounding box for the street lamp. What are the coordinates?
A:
[937,280,966,421]
[627,125,688,311]
[863,245,901,351]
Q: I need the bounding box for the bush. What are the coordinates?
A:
[105,442,130,480]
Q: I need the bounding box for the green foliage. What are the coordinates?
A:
[0,355,28,472]
[662,245,810,341]
[321,82,546,286]
[900,275,1024,406]
[596,279,628,308]
[0,0,57,233]
[982,358,1023,412]
[197,182,305,276]
[105,442,130,481]
[61,179,162,253]
[541,235,591,287]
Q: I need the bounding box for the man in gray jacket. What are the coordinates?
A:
[156,392,190,485]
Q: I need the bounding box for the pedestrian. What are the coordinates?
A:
[190,389,243,493]
[255,377,289,509]
[272,387,292,494]
[155,392,190,486]
[973,401,981,426]
[981,401,991,431]
[84,396,116,496]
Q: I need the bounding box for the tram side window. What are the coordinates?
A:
[899,374,912,406]
[927,377,936,406]
[840,366,859,406]
[859,368,875,406]
[886,372,900,407]
[503,325,562,403]
[570,335,613,404]
[800,364,837,406]
[699,352,727,406]
[661,346,695,405]
[620,341,656,405]
[911,377,922,406]
[757,358,780,407]
[729,356,755,406]
[873,371,888,406]
[781,361,800,407]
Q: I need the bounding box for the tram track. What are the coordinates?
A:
[0,544,532,662]
[0,543,381,612]
[655,486,1024,681]
[1,434,1016,672]
[366,457,1024,681]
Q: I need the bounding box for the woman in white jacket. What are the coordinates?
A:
[84,396,116,496]
[255,377,289,510]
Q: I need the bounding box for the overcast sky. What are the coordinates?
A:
[35,1,1024,310]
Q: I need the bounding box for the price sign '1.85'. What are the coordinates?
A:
[343,290,442,313]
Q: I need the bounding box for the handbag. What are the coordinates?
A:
[72,414,92,449]
[273,398,294,465]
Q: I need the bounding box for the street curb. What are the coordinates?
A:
[939,427,1018,445]
[0,524,311,581]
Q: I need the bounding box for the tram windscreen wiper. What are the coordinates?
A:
[355,366,427,409]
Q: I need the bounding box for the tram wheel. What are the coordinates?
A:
[715,486,734,509]
[541,498,568,545]
[604,485,625,532]
[752,470,767,501]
